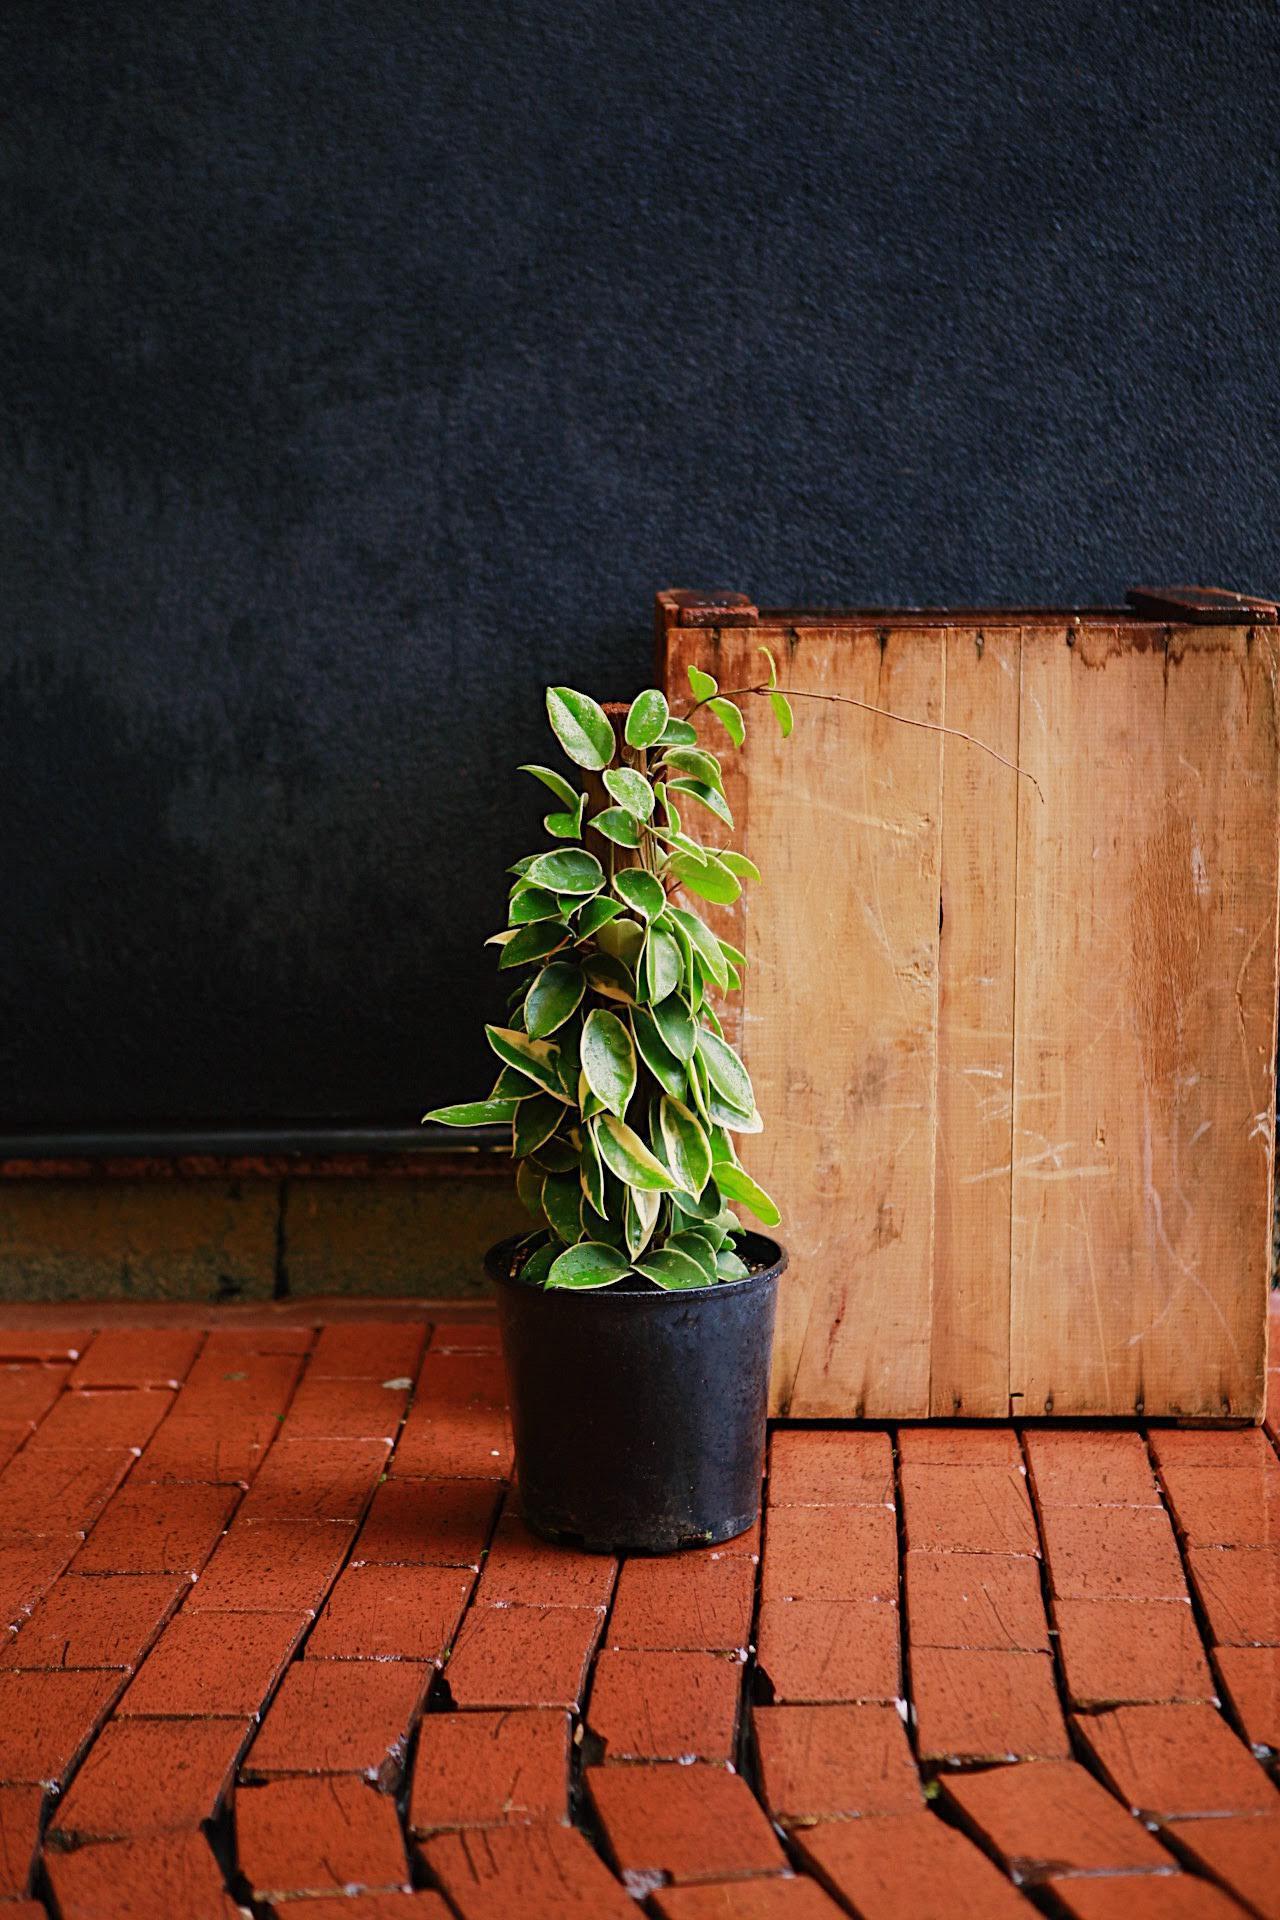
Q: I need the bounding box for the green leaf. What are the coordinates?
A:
[635,1247,709,1290]
[624,689,669,749]
[718,851,760,883]
[707,697,745,747]
[662,746,725,794]
[532,1133,579,1173]
[546,687,616,770]
[655,718,698,746]
[715,1246,750,1281]
[546,1241,631,1290]
[688,665,718,702]
[659,1096,713,1197]
[524,962,585,1039]
[769,690,794,738]
[578,1068,604,1119]
[508,885,564,926]
[580,1008,637,1117]
[594,1114,680,1191]
[697,1027,755,1116]
[630,1007,687,1100]
[590,806,641,847]
[574,895,624,938]
[484,1025,569,1099]
[707,1092,764,1133]
[641,926,681,1004]
[508,855,536,877]
[516,1159,545,1217]
[714,1160,781,1227]
[422,1098,522,1127]
[667,1229,718,1280]
[625,1184,661,1259]
[613,870,666,922]
[524,848,604,895]
[544,797,585,839]
[518,1240,557,1287]
[670,851,740,905]
[512,1093,564,1157]
[603,768,655,819]
[519,764,579,809]
[670,1180,723,1224]
[671,910,729,998]
[667,779,733,831]
[542,1172,584,1243]
[597,915,644,966]
[758,645,778,688]
[582,953,635,1003]
[490,1065,534,1098]
[579,1122,606,1215]
[498,922,570,970]
[653,992,696,1062]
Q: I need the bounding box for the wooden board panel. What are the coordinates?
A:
[929,626,1020,1415]
[662,605,1279,1419]
[667,622,943,1416]
[1010,623,1279,1416]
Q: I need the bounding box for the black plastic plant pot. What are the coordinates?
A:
[485,1231,787,1555]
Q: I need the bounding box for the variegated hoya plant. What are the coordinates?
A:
[423,658,792,1290]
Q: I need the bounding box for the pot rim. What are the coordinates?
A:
[484,1229,787,1302]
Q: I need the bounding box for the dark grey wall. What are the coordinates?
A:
[3,3,1278,1128]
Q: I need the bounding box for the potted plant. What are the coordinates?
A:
[423,662,792,1552]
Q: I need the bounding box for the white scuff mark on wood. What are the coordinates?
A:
[1188,1120,1211,1146]
[1190,841,1210,899]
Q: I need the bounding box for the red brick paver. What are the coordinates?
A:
[1079,1702,1278,1818]
[608,1549,756,1651]
[652,1882,847,1919]
[589,1762,784,1886]
[46,1832,243,1919]
[1165,1814,1280,1918]
[798,1814,1034,1916]
[1055,1598,1215,1706]
[1,1304,1277,1915]
[410,1708,571,1833]
[589,1648,743,1763]
[912,1647,1070,1761]
[304,1562,473,1662]
[1046,1876,1249,1919]
[236,1774,409,1898]
[245,1659,429,1787]
[50,1713,252,1839]
[756,1598,900,1702]
[753,1702,922,1824]
[424,1823,636,1918]
[940,1759,1171,1879]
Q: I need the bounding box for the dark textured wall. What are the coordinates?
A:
[3,3,1278,1128]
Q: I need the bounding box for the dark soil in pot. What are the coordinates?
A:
[485,1231,786,1554]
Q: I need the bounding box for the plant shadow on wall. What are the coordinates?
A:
[424,663,793,1290]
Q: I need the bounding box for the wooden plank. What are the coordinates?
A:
[669,623,944,1416]
[1010,622,1280,1417]
[929,626,1020,1415]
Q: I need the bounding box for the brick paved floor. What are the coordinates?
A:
[0,1308,1277,1918]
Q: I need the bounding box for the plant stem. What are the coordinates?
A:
[710,682,1046,802]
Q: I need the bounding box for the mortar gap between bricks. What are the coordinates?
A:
[1142,1427,1239,1741]
[1017,1423,1152,1809]
[564,1526,622,1829]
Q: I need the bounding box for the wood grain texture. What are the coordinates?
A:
[929,627,1020,1415]
[661,610,1279,1419]
[670,623,943,1415]
[1010,622,1280,1417]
